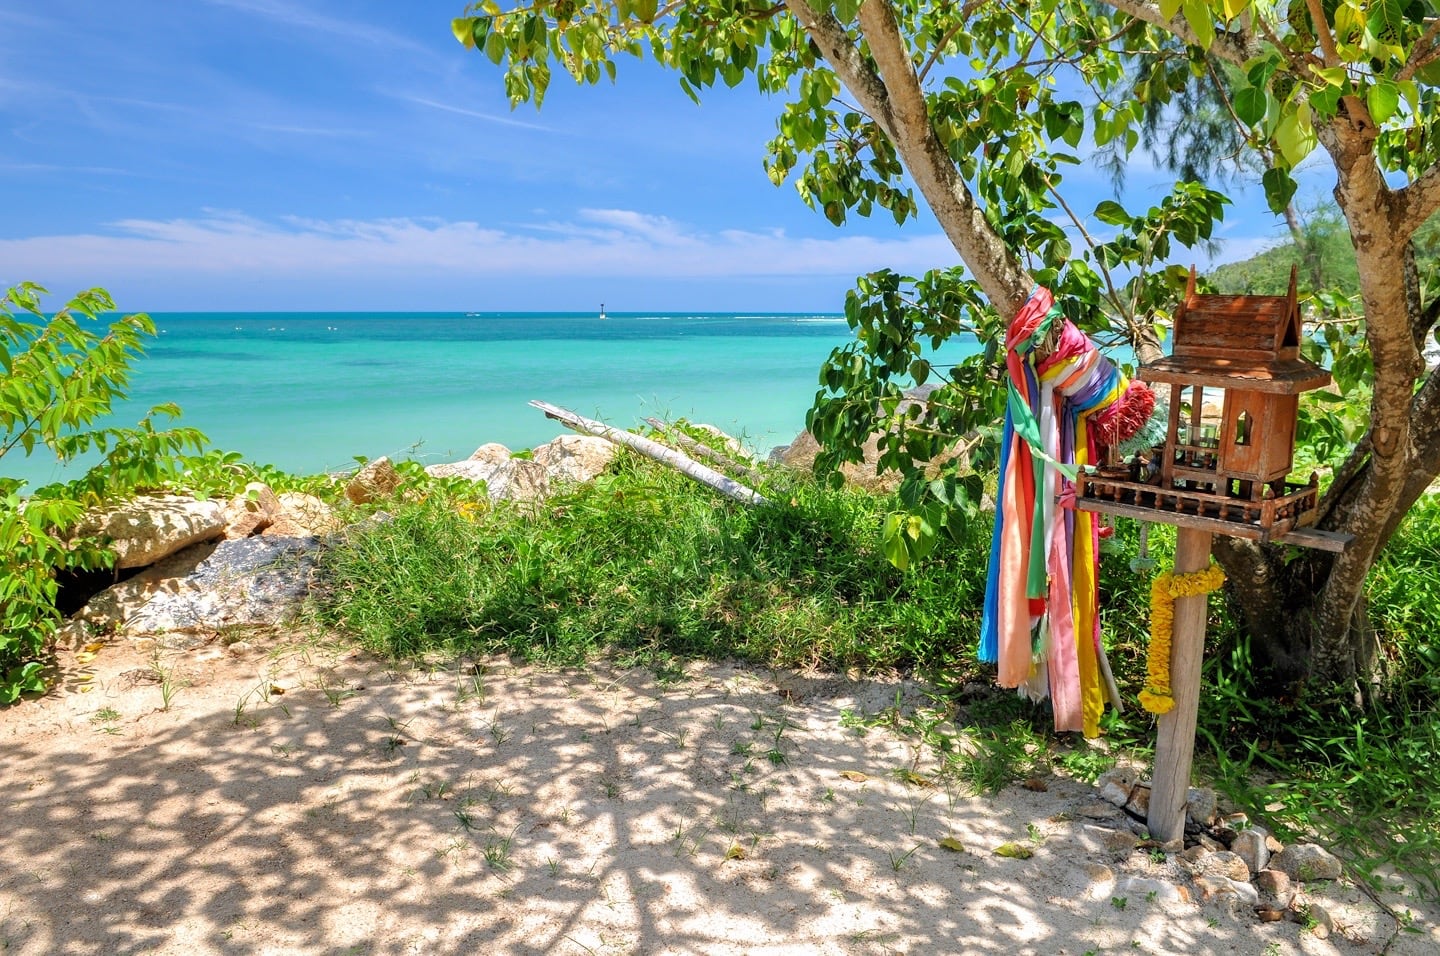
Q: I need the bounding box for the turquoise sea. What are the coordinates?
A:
[8,311,975,487]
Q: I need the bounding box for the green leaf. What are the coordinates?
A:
[1233,86,1267,126]
[1262,167,1298,214]
[1093,200,1131,227]
[1366,80,1400,124]
[1159,0,1182,18]
[1182,0,1216,49]
[1274,105,1316,166]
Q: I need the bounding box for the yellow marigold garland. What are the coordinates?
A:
[1140,562,1226,715]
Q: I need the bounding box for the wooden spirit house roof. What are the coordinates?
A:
[1142,268,1331,393]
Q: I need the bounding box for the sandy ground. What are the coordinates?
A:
[3,634,1436,956]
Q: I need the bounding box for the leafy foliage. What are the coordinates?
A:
[1,284,208,703]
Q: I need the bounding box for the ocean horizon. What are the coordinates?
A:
[8,310,978,488]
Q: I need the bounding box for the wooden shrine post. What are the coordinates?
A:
[1147,526,1213,844]
[1072,269,1345,846]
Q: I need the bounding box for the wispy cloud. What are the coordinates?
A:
[398,95,554,132]
[202,0,429,54]
[0,210,955,281]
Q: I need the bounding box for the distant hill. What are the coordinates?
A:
[1208,208,1438,299]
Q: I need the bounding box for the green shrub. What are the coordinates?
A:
[1,283,207,703]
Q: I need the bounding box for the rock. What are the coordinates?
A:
[1304,902,1336,938]
[1083,863,1115,900]
[345,456,400,504]
[483,459,549,503]
[1255,869,1294,910]
[1096,768,1138,808]
[73,495,226,569]
[119,535,322,638]
[1265,834,1285,854]
[77,543,217,632]
[1271,844,1343,882]
[1256,906,1285,922]
[1196,833,1224,852]
[1082,825,1140,860]
[1193,851,1251,883]
[1076,802,1121,820]
[425,458,549,503]
[1186,787,1219,827]
[1230,829,1270,876]
[1118,876,1189,905]
[1124,782,1151,817]
[426,459,502,482]
[1193,875,1260,906]
[1179,845,1210,865]
[264,493,340,537]
[532,435,616,484]
[225,641,254,656]
[222,482,279,539]
[468,442,512,464]
[770,386,968,493]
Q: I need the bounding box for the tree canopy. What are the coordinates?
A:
[454,0,1440,690]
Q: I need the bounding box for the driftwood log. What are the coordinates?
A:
[642,417,765,485]
[530,401,769,507]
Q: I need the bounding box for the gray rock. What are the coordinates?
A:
[119,535,321,637]
[1186,787,1219,827]
[1076,802,1121,820]
[1271,843,1343,882]
[532,435,616,484]
[426,458,549,503]
[1230,829,1270,876]
[74,495,226,569]
[78,542,216,632]
[345,456,400,504]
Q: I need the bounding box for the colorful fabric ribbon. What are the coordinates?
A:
[980,287,1147,737]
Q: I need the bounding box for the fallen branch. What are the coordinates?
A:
[642,417,765,485]
[530,401,769,506]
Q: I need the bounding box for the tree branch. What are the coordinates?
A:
[1095,0,1260,66]
[1397,18,1440,83]
[787,0,1033,319]
[1392,161,1440,238]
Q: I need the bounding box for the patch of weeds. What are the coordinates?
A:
[1111,896,1128,911]
[482,826,519,871]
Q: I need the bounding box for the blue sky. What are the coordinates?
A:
[0,0,1315,312]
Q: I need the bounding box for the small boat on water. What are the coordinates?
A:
[599,303,607,320]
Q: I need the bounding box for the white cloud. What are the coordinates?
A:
[399,95,554,132]
[0,210,958,282]
[202,0,428,55]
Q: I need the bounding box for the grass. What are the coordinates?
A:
[314,452,990,675]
